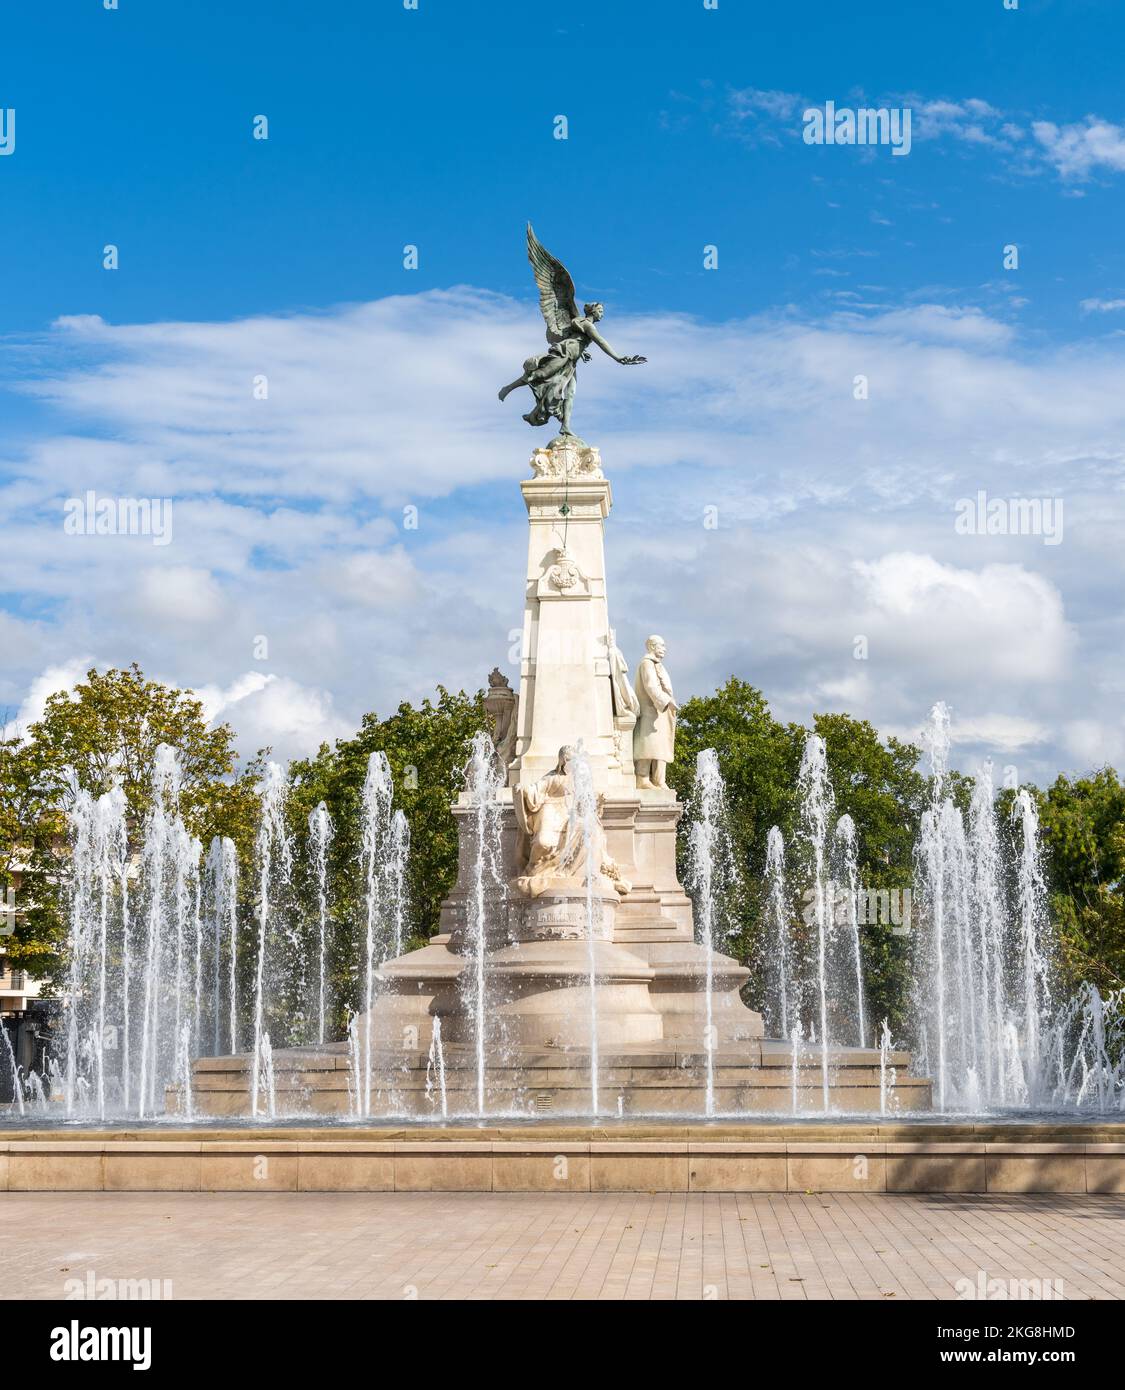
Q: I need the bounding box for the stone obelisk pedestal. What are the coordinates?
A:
[431,437,764,1058]
[508,449,622,788]
[356,441,763,1086]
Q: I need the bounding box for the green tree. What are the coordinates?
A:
[670,678,804,854]
[669,681,932,1033]
[669,679,803,1012]
[812,711,927,1033]
[2,665,261,980]
[1036,768,1125,993]
[287,686,488,963]
[0,735,66,974]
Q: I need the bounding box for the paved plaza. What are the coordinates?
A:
[3,1190,1124,1300]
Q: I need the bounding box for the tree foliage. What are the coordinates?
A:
[286,686,488,953]
[1037,769,1125,993]
[4,662,1124,1038]
[1,665,260,979]
[669,680,929,1030]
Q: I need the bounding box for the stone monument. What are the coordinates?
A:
[345,227,778,1103]
[189,228,931,1117]
[361,427,766,1089]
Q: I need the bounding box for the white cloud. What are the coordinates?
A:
[731,87,802,121]
[193,672,350,757]
[1062,717,1125,770]
[910,97,1008,147]
[194,671,276,726]
[1080,298,1125,314]
[728,88,804,146]
[2,657,93,740]
[324,549,423,608]
[2,288,1123,778]
[853,553,1072,684]
[854,304,1014,348]
[724,88,1125,185]
[130,566,227,626]
[948,714,1050,754]
[1032,117,1125,180]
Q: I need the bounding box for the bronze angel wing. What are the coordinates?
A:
[526,223,579,344]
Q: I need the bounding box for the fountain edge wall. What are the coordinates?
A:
[3,1126,1124,1194]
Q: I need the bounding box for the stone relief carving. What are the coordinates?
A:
[529,439,604,480]
[547,549,581,590]
[536,546,590,598]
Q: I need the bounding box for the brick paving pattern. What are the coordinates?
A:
[3,1191,1123,1300]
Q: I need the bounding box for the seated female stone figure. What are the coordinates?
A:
[513,746,630,899]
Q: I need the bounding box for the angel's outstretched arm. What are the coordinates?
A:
[584,323,646,365]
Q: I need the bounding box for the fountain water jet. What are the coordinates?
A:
[1013,787,1055,1100]
[834,814,868,1049]
[387,812,409,962]
[968,762,1006,1103]
[306,805,333,1046]
[764,826,798,1041]
[908,705,1115,1113]
[878,1020,897,1116]
[914,703,953,1110]
[684,749,740,1118]
[461,732,505,1115]
[358,752,394,1118]
[64,781,129,1119]
[250,762,291,1119]
[797,734,835,1111]
[569,744,604,1117]
[1,1021,24,1116]
[204,837,239,1055]
[426,1014,449,1118]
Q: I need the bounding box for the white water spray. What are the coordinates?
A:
[358,752,394,1119]
[685,749,739,1118]
[204,837,239,1054]
[307,804,334,1046]
[461,732,504,1116]
[426,1014,449,1118]
[569,745,604,1117]
[834,814,868,1049]
[764,826,797,1041]
[251,762,291,1119]
[798,734,835,1111]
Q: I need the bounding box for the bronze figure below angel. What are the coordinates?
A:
[498,224,647,442]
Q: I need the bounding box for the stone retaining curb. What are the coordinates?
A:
[2,1134,1123,1193]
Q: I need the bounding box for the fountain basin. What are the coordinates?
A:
[180,1036,932,1118]
[450,937,663,1048]
[2,1120,1123,1194]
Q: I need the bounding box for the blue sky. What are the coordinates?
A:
[2,0,1124,782]
[4,0,1124,332]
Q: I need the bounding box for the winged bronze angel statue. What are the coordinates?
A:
[498,224,647,442]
